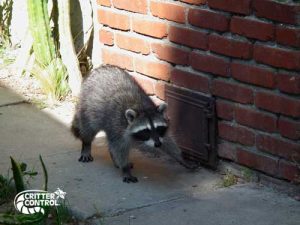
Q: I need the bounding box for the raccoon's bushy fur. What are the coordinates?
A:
[71,65,195,183]
[72,66,153,142]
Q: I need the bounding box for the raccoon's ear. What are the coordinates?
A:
[125,109,137,123]
[157,103,167,114]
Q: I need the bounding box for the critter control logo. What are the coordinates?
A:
[14,188,66,214]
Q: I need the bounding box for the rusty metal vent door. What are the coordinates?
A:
[166,85,217,168]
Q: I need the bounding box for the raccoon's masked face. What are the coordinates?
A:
[125,103,168,148]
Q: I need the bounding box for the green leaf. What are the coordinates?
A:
[19,163,27,172]
[39,155,48,191]
[23,171,38,176]
[10,157,25,193]
[0,212,45,225]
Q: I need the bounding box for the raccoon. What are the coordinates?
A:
[71,65,196,183]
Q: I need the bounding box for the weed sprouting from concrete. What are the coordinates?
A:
[241,168,254,183]
[220,170,238,188]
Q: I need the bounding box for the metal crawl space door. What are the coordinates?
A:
[165,85,217,168]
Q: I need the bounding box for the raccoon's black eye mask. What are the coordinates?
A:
[156,126,167,136]
[132,126,168,141]
[133,129,151,141]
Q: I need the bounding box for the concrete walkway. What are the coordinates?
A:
[0,86,299,225]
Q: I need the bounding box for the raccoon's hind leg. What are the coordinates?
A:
[71,116,81,138]
[71,116,95,162]
[107,138,137,183]
[79,129,98,162]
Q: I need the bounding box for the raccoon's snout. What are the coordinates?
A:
[144,138,162,148]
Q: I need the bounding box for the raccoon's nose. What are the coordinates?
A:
[154,141,161,148]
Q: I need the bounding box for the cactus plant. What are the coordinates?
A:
[27,0,69,102]
[58,0,82,97]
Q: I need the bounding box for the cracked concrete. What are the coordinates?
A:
[0,87,299,225]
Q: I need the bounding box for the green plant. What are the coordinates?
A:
[0,42,15,66]
[27,0,69,102]
[57,0,82,96]
[0,156,49,225]
[52,200,73,225]
[10,158,25,193]
[220,170,238,187]
[30,58,69,103]
[0,0,13,45]
[29,98,48,110]
[0,173,14,204]
[241,168,254,182]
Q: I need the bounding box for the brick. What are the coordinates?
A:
[132,74,155,95]
[237,148,278,176]
[98,9,130,31]
[134,58,171,81]
[211,79,253,104]
[231,62,276,89]
[231,16,274,41]
[169,26,208,50]
[155,81,166,100]
[216,100,235,120]
[188,8,230,32]
[253,44,300,70]
[218,142,236,161]
[189,52,230,77]
[255,91,300,117]
[151,43,189,65]
[253,0,300,25]
[170,69,210,93]
[278,160,300,182]
[276,25,300,48]
[180,0,206,5]
[97,0,111,7]
[116,33,150,55]
[99,29,114,46]
[235,107,277,132]
[277,73,300,95]
[132,18,167,38]
[208,0,251,15]
[257,134,300,161]
[209,34,252,59]
[102,48,133,71]
[150,96,164,106]
[218,122,255,146]
[278,117,300,140]
[113,0,147,14]
[150,1,185,23]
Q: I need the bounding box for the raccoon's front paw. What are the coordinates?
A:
[78,154,94,162]
[123,175,138,183]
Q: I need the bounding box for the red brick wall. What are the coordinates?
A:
[96,0,300,182]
